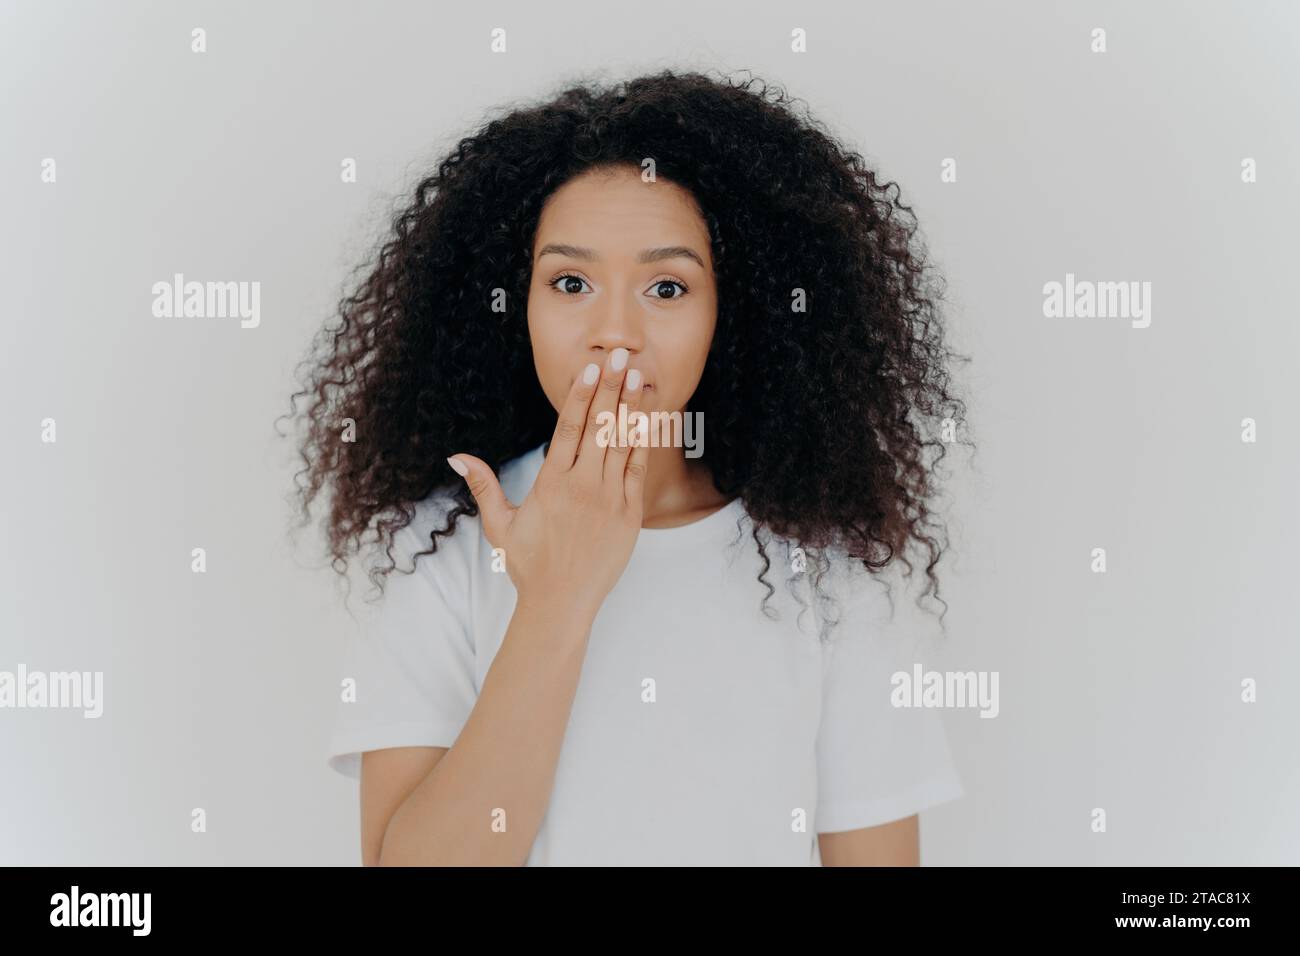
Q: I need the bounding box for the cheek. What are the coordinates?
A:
[665,315,715,370]
[527,311,574,407]
[653,333,713,410]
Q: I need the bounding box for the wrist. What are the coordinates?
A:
[514,592,601,631]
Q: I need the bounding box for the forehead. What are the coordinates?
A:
[533,165,710,253]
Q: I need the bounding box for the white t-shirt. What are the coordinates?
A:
[327,441,964,865]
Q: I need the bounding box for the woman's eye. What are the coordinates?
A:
[648,279,688,300]
[548,274,591,295]
[547,275,687,299]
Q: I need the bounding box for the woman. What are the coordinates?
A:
[284,68,973,865]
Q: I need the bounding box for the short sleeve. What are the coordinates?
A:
[814,566,965,833]
[326,520,478,780]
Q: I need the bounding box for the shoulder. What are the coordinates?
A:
[395,492,477,564]
[387,442,546,571]
[498,441,547,502]
[805,543,898,644]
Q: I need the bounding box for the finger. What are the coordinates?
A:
[546,361,602,473]
[623,432,651,512]
[446,454,515,545]
[576,347,629,481]
[604,365,645,485]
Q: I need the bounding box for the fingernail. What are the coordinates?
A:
[446,456,468,477]
[582,363,600,385]
[626,368,641,390]
[611,348,629,371]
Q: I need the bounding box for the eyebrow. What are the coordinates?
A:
[535,243,706,269]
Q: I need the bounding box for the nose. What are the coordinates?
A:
[587,290,646,360]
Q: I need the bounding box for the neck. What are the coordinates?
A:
[640,444,729,526]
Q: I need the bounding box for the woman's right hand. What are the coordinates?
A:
[446,347,651,620]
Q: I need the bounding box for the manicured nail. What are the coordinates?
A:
[446,456,468,477]
[582,363,600,385]
[626,368,641,391]
[611,348,629,371]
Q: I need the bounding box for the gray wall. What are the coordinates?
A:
[2,0,1296,864]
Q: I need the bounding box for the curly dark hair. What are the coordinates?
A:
[278,67,974,636]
